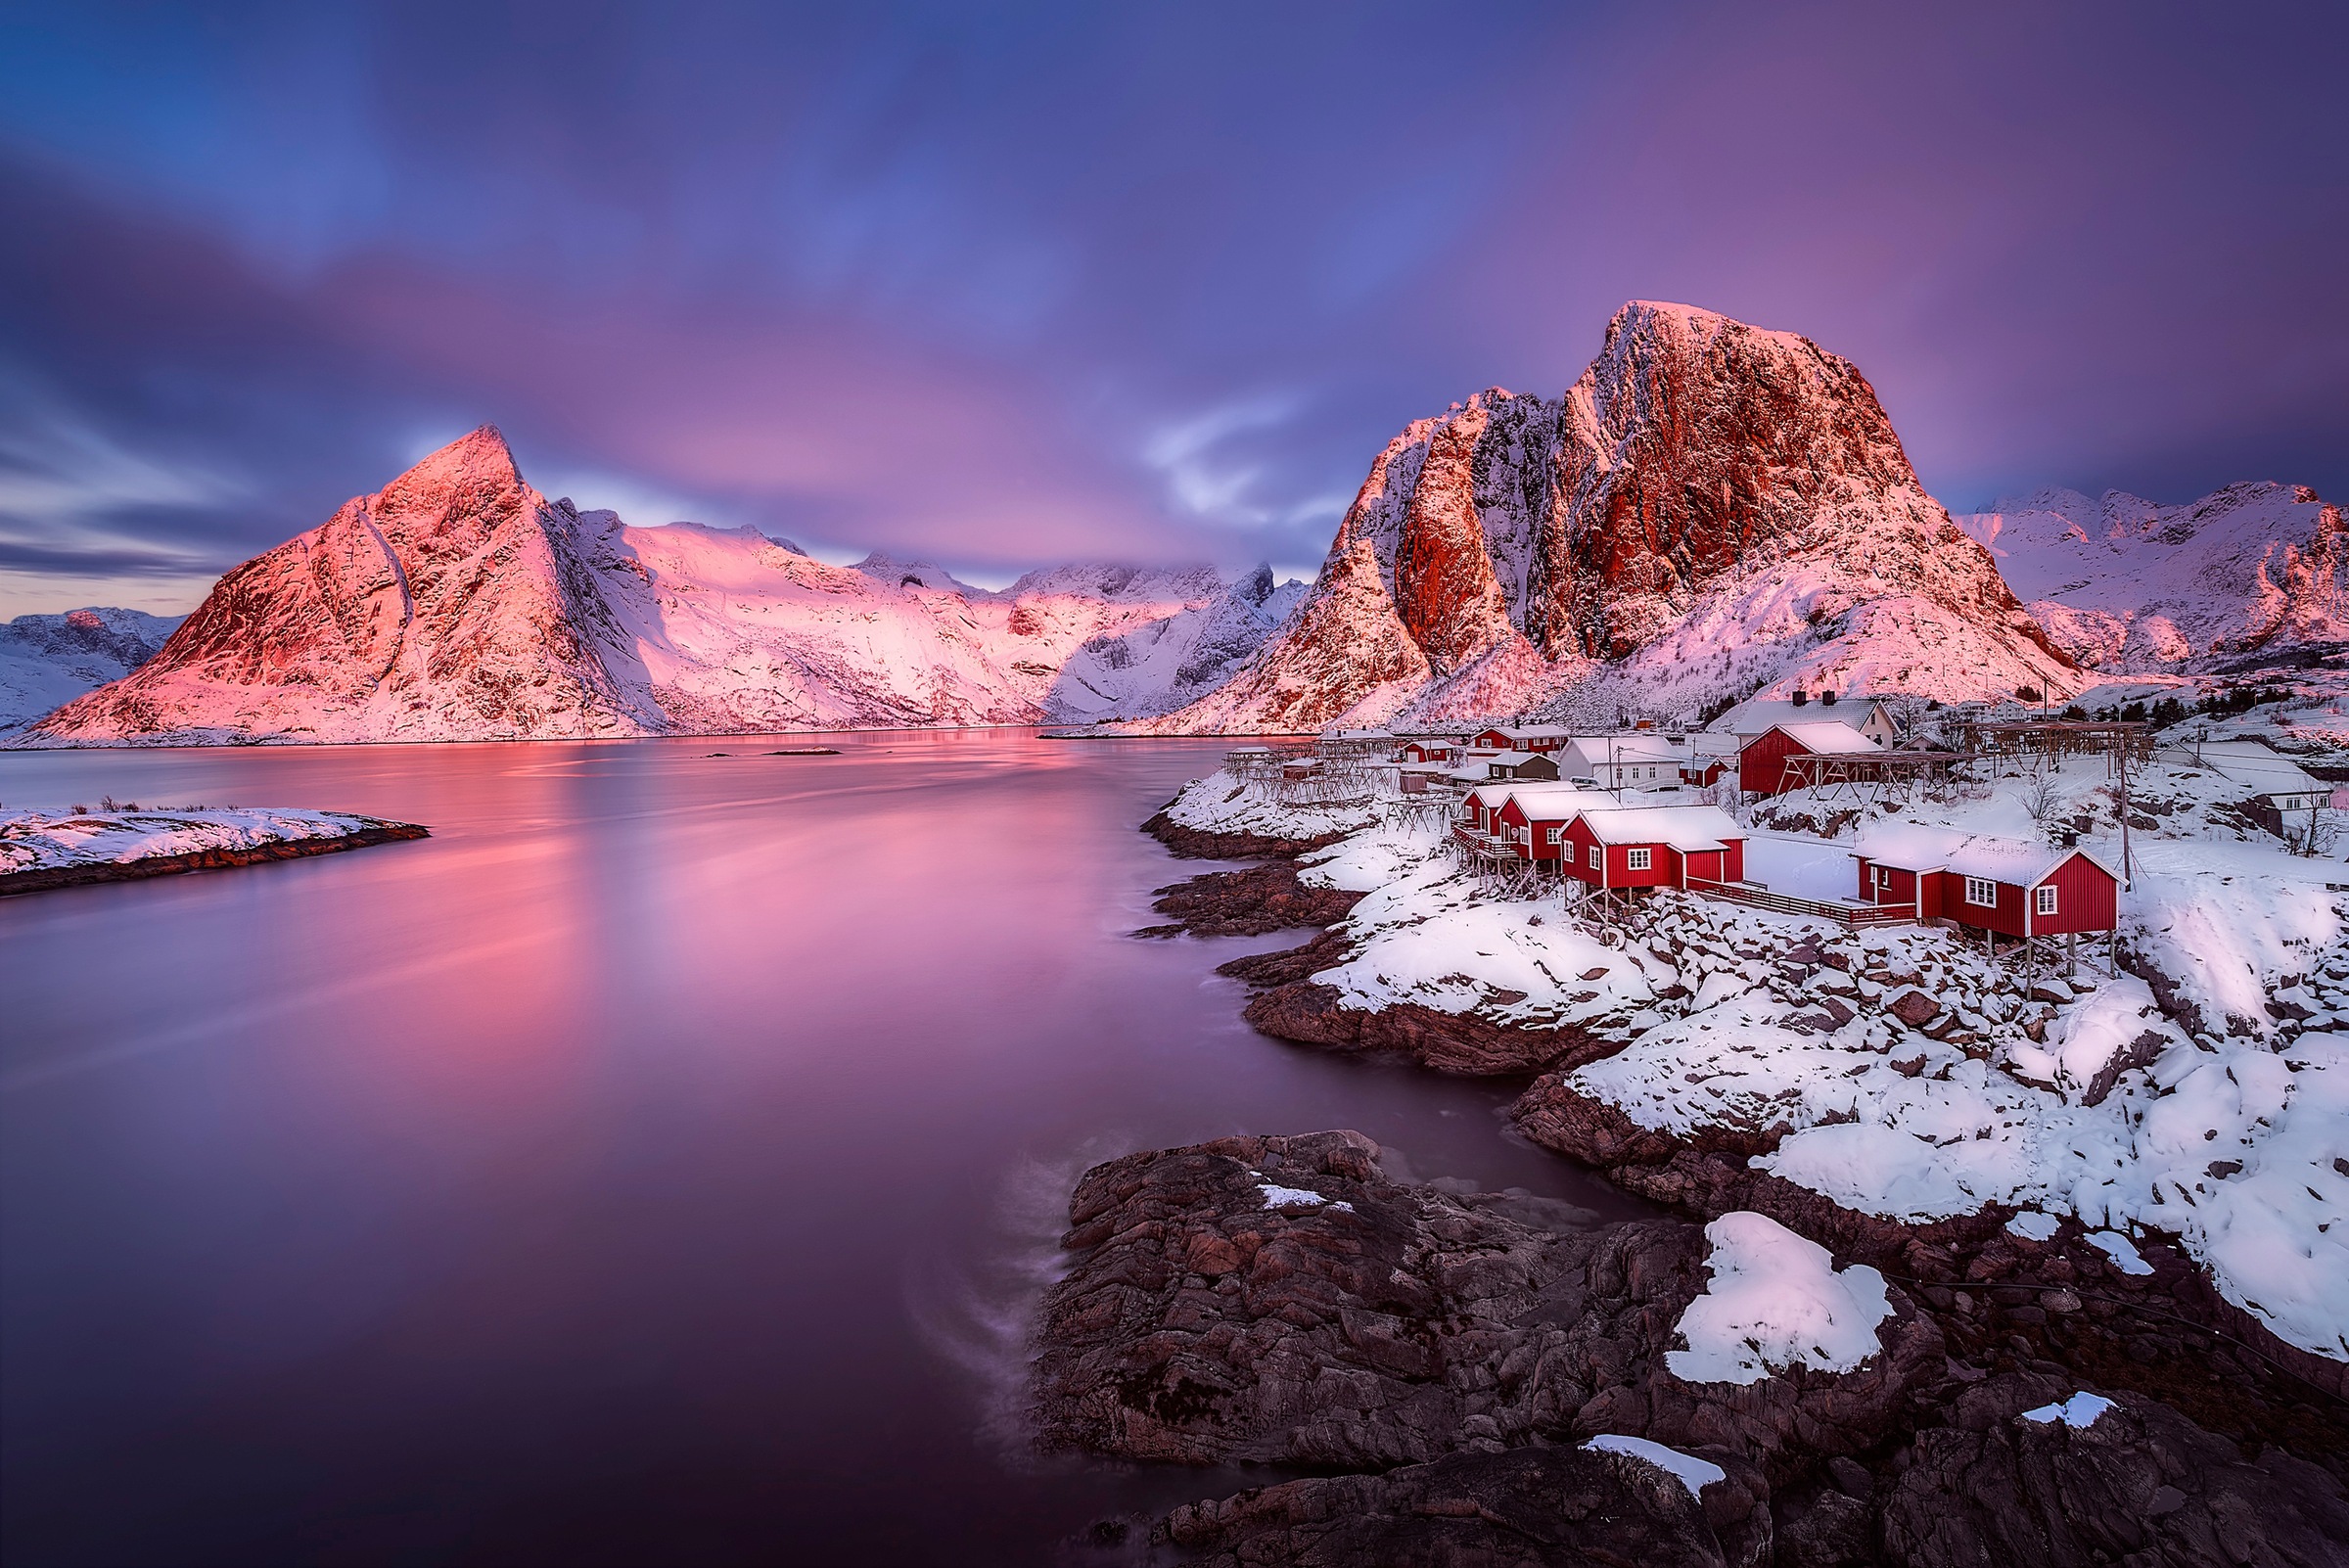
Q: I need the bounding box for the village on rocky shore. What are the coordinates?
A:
[1029,701,2349,1566]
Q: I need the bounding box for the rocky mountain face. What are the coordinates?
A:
[1139,301,2082,734]
[23,429,1297,745]
[1956,482,2348,671]
[0,607,183,733]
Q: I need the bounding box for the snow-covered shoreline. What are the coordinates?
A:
[0,807,428,895]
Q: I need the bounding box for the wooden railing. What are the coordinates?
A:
[1683,879,1914,927]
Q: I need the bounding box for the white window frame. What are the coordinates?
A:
[1964,876,1998,908]
[1587,843,1602,869]
[1543,825,1561,846]
[2035,884,2058,916]
[1626,847,1652,871]
[1875,864,1893,891]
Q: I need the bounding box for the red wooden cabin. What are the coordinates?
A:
[1470,725,1574,756]
[1738,720,1883,796]
[1456,784,1608,859]
[1850,826,2118,938]
[1558,804,1746,891]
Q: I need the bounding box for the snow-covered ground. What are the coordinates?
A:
[0,806,412,880]
[1172,753,2349,1360]
[1156,768,1382,844]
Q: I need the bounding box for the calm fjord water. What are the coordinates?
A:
[1,732,1643,1565]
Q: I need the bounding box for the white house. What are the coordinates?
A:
[2171,739,2330,811]
[1556,733,1689,790]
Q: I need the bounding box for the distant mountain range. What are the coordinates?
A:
[18,428,1302,744]
[0,608,184,734]
[9,301,2336,744]
[1957,483,2348,672]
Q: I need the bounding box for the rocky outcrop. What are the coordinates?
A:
[1137,301,2080,734]
[1034,1133,2349,1565]
[1031,1132,1939,1480]
[1151,1443,1772,1568]
[1238,980,1619,1076]
[1135,863,1362,938]
[1880,1375,2349,1568]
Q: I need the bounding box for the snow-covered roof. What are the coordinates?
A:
[1763,720,1883,756]
[1712,697,1887,735]
[1574,734,1686,762]
[2171,740,2324,797]
[1574,802,1744,851]
[1466,783,1614,817]
[1850,823,2116,885]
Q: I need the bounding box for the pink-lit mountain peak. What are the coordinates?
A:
[373,425,531,518]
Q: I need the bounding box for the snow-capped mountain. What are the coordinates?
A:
[21,428,1299,745]
[1956,483,2348,670]
[1136,301,2083,734]
[0,607,183,734]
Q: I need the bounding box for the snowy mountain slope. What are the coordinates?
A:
[1134,300,2080,735]
[21,429,1298,744]
[1043,564,1308,721]
[0,607,182,733]
[1956,483,2348,670]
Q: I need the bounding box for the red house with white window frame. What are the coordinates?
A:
[1849,826,2118,939]
[1558,804,1746,891]
[1402,739,1462,764]
[1456,784,1611,859]
[1470,725,1575,755]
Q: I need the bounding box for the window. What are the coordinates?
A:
[1964,876,1998,908]
[1627,848,1652,871]
[1587,844,1602,869]
[1875,864,1893,891]
[2035,884,2058,916]
[1544,826,1562,846]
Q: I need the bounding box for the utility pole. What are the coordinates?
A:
[2117,733,2134,892]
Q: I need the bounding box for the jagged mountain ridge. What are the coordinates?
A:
[23,429,1299,744]
[1956,483,2348,670]
[1136,300,2084,734]
[0,607,184,733]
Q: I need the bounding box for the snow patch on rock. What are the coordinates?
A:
[1666,1212,1891,1386]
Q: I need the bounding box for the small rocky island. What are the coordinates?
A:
[0,806,428,896]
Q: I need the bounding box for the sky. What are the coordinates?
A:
[0,1,2342,619]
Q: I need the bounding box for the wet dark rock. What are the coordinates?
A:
[1031,1131,1938,1481]
[1153,1442,1770,1568]
[1237,980,1618,1075]
[1135,861,1362,938]
[1879,1374,2349,1568]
